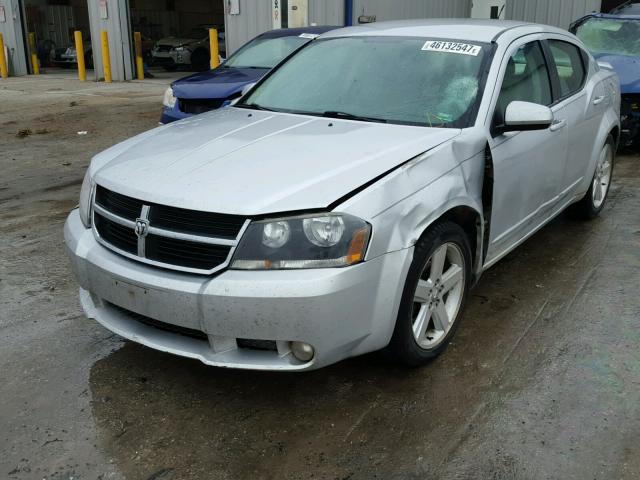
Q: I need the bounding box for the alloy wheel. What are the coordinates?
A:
[592,144,613,209]
[411,242,466,349]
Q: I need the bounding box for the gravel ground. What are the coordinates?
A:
[1,74,639,480]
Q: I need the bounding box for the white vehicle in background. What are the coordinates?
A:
[65,20,619,371]
[151,26,225,71]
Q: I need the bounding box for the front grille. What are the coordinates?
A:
[178,98,227,115]
[622,94,640,115]
[146,234,231,270]
[94,213,138,254]
[148,203,245,239]
[93,185,248,274]
[96,186,143,220]
[155,44,173,52]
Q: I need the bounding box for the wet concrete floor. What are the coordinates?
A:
[1,75,639,479]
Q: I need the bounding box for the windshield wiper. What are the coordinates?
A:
[321,111,388,124]
[235,103,274,112]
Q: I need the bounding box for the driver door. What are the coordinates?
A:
[485,38,569,264]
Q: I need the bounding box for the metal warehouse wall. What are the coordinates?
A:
[224,0,344,55]
[0,1,28,76]
[87,0,133,81]
[352,0,472,22]
[505,0,602,29]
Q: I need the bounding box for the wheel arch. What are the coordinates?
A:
[609,125,620,148]
[415,203,484,284]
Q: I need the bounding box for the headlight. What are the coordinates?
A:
[79,170,94,228]
[231,213,371,270]
[174,46,186,51]
[163,87,176,108]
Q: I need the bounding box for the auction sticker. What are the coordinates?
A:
[422,40,482,56]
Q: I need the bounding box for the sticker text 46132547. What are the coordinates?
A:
[422,40,482,56]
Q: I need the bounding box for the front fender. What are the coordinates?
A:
[338,131,486,265]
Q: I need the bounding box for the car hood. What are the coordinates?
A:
[156,37,198,47]
[593,52,640,93]
[92,108,460,216]
[172,67,268,99]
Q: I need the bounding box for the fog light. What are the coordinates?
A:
[290,341,314,362]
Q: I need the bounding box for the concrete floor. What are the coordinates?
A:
[1,75,639,480]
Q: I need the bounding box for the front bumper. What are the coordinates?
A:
[64,209,412,371]
[159,106,190,124]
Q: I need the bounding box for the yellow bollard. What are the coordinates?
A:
[100,30,112,82]
[74,31,86,81]
[209,28,219,69]
[0,33,9,78]
[28,33,39,75]
[134,31,144,80]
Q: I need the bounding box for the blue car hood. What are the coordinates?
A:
[171,67,268,99]
[593,52,640,94]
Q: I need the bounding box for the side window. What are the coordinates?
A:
[495,41,552,124]
[548,40,587,98]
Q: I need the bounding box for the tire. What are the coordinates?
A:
[191,49,209,71]
[386,221,472,367]
[568,135,615,220]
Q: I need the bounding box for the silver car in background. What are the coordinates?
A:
[64,20,620,371]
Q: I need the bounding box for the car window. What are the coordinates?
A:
[224,36,309,69]
[241,37,491,128]
[574,17,640,56]
[548,40,586,98]
[495,41,552,123]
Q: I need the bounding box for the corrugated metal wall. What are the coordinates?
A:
[352,0,472,22]
[225,0,344,55]
[0,0,28,76]
[87,0,133,81]
[505,0,602,29]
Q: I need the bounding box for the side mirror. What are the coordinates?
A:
[497,101,553,134]
[230,82,257,106]
[597,60,614,71]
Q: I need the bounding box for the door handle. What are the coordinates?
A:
[593,95,606,105]
[550,119,567,132]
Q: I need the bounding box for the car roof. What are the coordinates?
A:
[259,26,340,39]
[321,19,570,43]
[578,12,640,20]
[610,2,640,15]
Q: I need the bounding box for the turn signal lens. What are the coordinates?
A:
[346,227,369,264]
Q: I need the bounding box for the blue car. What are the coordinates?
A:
[571,8,640,144]
[160,26,338,124]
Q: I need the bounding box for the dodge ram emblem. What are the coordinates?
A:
[134,218,150,237]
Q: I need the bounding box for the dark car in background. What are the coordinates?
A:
[571,8,640,145]
[160,26,337,124]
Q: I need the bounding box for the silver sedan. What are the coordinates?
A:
[64,20,620,370]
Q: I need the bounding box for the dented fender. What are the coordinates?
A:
[338,129,488,271]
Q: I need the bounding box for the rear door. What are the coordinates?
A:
[485,37,569,263]
[543,38,600,198]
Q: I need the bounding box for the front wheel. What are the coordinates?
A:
[386,221,472,366]
[568,135,615,220]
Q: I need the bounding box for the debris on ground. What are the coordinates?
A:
[16,129,32,138]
